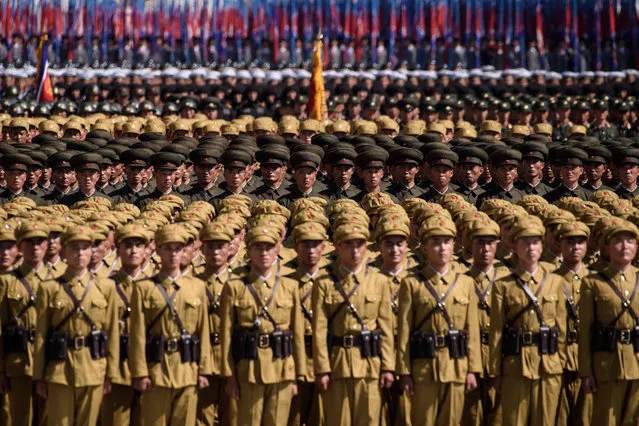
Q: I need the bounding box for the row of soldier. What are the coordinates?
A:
[1,187,639,426]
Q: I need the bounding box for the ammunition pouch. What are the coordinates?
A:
[567,329,579,345]
[232,329,294,360]
[502,326,559,356]
[304,334,313,358]
[45,331,68,361]
[120,333,129,361]
[331,329,382,358]
[210,332,220,346]
[88,330,108,359]
[410,330,469,360]
[145,333,200,364]
[591,325,639,353]
[146,334,165,363]
[2,325,34,354]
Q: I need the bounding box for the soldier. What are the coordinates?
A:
[287,221,329,426]
[462,217,510,426]
[0,222,52,426]
[475,150,526,206]
[253,146,291,202]
[129,224,212,426]
[514,142,553,197]
[551,98,572,142]
[0,153,45,206]
[195,223,237,426]
[182,149,224,203]
[587,100,619,142]
[0,220,19,272]
[582,146,614,192]
[579,220,639,425]
[138,153,191,209]
[540,209,576,269]
[280,151,324,207]
[101,224,152,426]
[320,149,362,201]
[488,215,567,426]
[397,215,481,426]
[108,149,153,206]
[420,149,460,203]
[353,150,396,203]
[216,149,256,201]
[220,223,306,426]
[312,219,395,426]
[33,226,120,426]
[454,147,488,206]
[60,153,114,207]
[24,151,48,198]
[612,148,639,199]
[553,221,593,426]
[386,148,425,203]
[544,148,592,203]
[42,152,77,204]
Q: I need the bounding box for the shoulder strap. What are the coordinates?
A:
[326,265,366,330]
[54,276,95,332]
[242,262,281,329]
[114,281,131,325]
[414,272,459,331]
[508,273,548,328]
[11,269,38,322]
[562,285,579,323]
[300,284,314,323]
[598,271,639,325]
[154,280,188,334]
[474,268,498,312]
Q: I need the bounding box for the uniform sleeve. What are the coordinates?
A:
[219,282,235,378]
[196,284,212,376]
[33,282,50,381]
[290,283,306,378]
[578,277,595,378]
[465,281,482,374]
[377,276,395,373]
[103,281,120,381]
[396,277,414,376]
[554,277,568,369]
[312,279,331,375]
[0,276,8,374]
[129,283,148,379]
[487,280,506,377]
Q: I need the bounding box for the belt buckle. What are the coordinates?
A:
[620,329,632,344]
[73,336,85,350]
[166,338,179,353]
[258,335,270,348]
[435,334,446,348]
[343,335,354,348]
[522,331,534,345]
[28,328,36,343]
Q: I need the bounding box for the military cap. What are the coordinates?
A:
[403,120,426,136]
[291,222,329,243]
[388,147,423,166]
[427,122,446,137]
[491,149,522,167]
[533,123,553,137]
[121,148,153,167]
[221,124,240,137]
[15,221,50,243]
[245,224,281,247]
[279,120,299,135]
[326,149,356,167]
[220,149,253,168]
[333,222,370,245]
[574,100,591,111]
[255,147,290,165]
[147,152,182,170]
[456,147,488,166]
[584,146,611,164]
[604,219,639,243]
[115,223,151,245]
[568,125,587,137]
[199,223,234,242]
[355,121,378,136]
[61,225,95,246]
[555,220,590,240]
[419,215,456,242]
[517,142,549,162]
[557,147,588,166]
[466,217,500,240]
[355,149,388,168]
[375,216,410,242]
[612,148,639,166]
[510,215,545,240]
[155,224,189,246]
[593,99,609,110]
[1,153,32,171]
[479,120,502,135]
[70,153,102,171]
[290,151,322,169]
[427,149,458,168]
[189,148,220,166]
[329,120,351,134]
[39,120,60,134]
[11,118,29,131]
[511,125,531,138]
[0,220,18,242]
[300,119,321,133]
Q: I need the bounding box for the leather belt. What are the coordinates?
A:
[68,335,90,350]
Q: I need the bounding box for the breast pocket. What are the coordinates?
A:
[49,298,70,329]
[541,294,558,320]
[90,297,108,329]
[233,299,256,324]
[274,298,294,325]
[184,299,202,330]
[451,294,469,326]
[7,292,29,319]
[363,293,381,319]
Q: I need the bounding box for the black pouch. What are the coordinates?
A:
[192,336,201,363]
[634,327,639,353]
[539,326,550,355]
[360,330,372,358]
[180,334,193,363]
[232,331,246,361]
[120,333,129,362]
[46,331,68,361]
[371,331,381,357]
[284,331,293,357]
[591,325,617,352]
[448,330,461,359]
[459,331,469,357]
[89,330,108,359]
[410,333,424,359]
[502,328,522,356]
[549,327,559,354]
[304,335,313,358]
[245,331,259,359]
[3,325,28,354]
[327,332,334,353]
[146,335,165,363]
[272,330,284,359]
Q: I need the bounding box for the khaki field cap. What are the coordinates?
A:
[479,120,502,134]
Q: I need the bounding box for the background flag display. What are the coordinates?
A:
[307,34,326,121]
[36,36,54,103]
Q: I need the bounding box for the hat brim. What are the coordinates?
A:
[17,230,49,242]
[334,231,370,245]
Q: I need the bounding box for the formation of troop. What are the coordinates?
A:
[1,67,639,426]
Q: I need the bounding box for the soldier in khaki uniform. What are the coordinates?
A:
[553,221,592,426]
[0,222,52,426]
[0,220,20,273]
[375,214,413,426]
[488,215,567,426]
[287,221,329,426]
[462,217,510,426]
[129,224,212,426]
[196,223,237,426]
[220,223,306,426]
[580,219,639,425]
[101,224,152,426]
[33,226,120,426]
[397,215,481,426]
[312,219,395,426]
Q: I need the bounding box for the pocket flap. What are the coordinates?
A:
[185,299,201,308]
[92,298,108,308]
[365,294,380,303]
[7,292,23,301]
[453,295,469,305]
[276,299,293,308]
[234,299,253,308]
[542,294,557,303]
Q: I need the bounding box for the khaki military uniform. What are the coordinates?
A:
[462,263,511,426]
[220,267,306,426]
[540,249,563,270]
[129,271,212,426]
[286,263,325,426]
[554,263,593,426]
[90,251,120,279]
[45,258,67,279]
[100,269,148,426]
[33,270,120,426]
[0,264,53,426]
[196,267,237,426]
[312,263,395,426]
[579,265,639,425]
[488,266,567,426]
[396,266,482,426]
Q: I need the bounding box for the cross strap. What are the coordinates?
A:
[55,275,95,332]
[598,271,639,325]
[562,285,580,325]
[414,272,459,331]
[204,270,229,314]
[154,280,188,335]
[11,268,44,323]
[114,281,131,324]
[242,262,281,330]
[146,279,178,334]
[508,273,548,328]
[300,284,314,323]
[326,265,368,331]
[474,268,498,313]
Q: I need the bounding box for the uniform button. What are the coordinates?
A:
[487,291,490,296]
[625,290,630,297]
[574,275,580,281]
[530,310,535,314]
[353,292,357,296]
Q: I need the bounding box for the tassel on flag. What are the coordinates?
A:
[36,36,54,103]
[307,33,326,120]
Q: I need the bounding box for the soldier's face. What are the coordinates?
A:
[224,166,247,190]
[337,239,368,270]
[248,242,278,273]
[522,159,544,180]
[560,165,583,186]
[332,165,354,187]
[52,168,75,188]
[158,242,186,271]
[456,163,483,187]
[429,165,453,189]
[125,166,145,186]
[6,169,27,192]
[618,164,639,187]
[261,164,287,186]
[202,240,231,269]
[27,167,43,188]
[47,232,62,259]
[294,240,326,269]
[561,237,587,265]
[381,236,408,265]
[63,241,93,269]
[18,237,48,266]
[423,236,454,270]
[471,237,499,268]
[0,241,18,271]
[608,233,638,268]
[293,167,317,191]
[77,170,99,192]
[584,162,606,183]
[514,237,543,264]
[391,164,418,185]
[360,167,384,190]
[118,238,147,269]
[493,165,518,187]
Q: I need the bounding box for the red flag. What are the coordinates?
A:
[36,37,54,103]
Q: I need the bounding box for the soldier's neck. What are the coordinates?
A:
[122,265,142,279]
[382,259,404,275]
[472,262,493,274]
[518,260,539,275]
[205,262,228,276]
[563,261,583,273]
[23,260,44,272]
[300,262,320,276]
